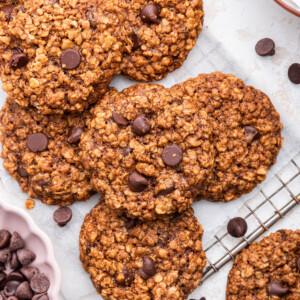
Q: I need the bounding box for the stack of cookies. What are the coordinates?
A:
[0,1,284,299]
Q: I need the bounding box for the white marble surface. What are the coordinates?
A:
[0,0,299,299]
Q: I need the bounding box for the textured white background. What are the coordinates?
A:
[0,0,299,299]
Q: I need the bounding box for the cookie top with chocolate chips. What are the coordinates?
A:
[0,99,92,206]
[119,0,204,82]
[0,0,131,114]
[80,202,206,300]
[226,230,300,300]
[171,72,283,202]
[80,83,214,220]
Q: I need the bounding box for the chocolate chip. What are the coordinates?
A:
[7,296,19,300]
[128,171,148,192]
[4,281,21,297]
[20,267,39,281]
[123,147,131,157]
[162,145,183,167]
[30,274,50,294]
[131,32,141,50]
[121,216,137,230]
[117,266,134,286]
[140,4,160,24]
[255,38,275,56]
[9,232,25,252]
[288,63,300,84]
[6,272,24,283]
[10,253,19,270]
[61,49,81,70]
[10,53,28,70]
[68,126,83,144]
[267,282,290,297]
[26,133,48,153]
[17,166,29,178]
[112,112,129,126]
[158,182,175,195]
[15,281,33,299]
[16,249,36,266]
[2,5,14,22]
[132,115,151,136]
[0,249,11,264]
[0,272,6,286]
[53,207,72,227]
[0,230,11,249]
[32,294,49,300]
[276,229,287,241]
[244,126,260,143]
[0,263,5,272]
[140,256,156,280]
[297,257,300,271]
[227,217,248,238]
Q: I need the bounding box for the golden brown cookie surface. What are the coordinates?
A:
[80,84,214,220]
[226,230,300,300]
[80,202,206,300]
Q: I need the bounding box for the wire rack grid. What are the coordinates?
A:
[201,152,300,283]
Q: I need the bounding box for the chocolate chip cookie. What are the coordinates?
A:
[0,99,92,206]
[79,202,206,300]
[119,0,204,82]
[226,230,300,299]
[171,72,283,202]
[0,0,131,114]
[80,84,214,220]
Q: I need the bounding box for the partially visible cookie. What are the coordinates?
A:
[80,202,206,300]
[0,0,131,114]
[0,99,92,206]
[119,0,204,82]
[171,72,283,202]
[226,230,300,299]
[80,84,214,220]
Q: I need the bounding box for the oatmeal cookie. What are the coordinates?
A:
[79,202,206,300]
[119,0,204,82]
[171,72,283,202]
[80,84,214,220]
[0,99,92,206]
[0,0,131,114]
[226,230,300,299]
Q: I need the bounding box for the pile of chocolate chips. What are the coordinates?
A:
[0,230,50,300]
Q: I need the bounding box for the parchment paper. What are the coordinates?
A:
[0,0,300,299]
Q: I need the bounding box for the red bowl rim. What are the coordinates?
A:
[275,0,300,17]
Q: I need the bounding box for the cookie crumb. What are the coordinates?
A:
[25,199,35,210]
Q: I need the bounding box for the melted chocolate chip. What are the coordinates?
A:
[276,229,287,241]
[140,4,160,24]
[68,126,83,144]
[17,166,29,178]
[162,145,183,166]
[227,217,248,238]
[117,266,134,286]
[26,133,48,153]
[128,171,148,192]
[297,257,300,271]
[121,216,137,230]
[112,112,129,126]
[158,182,175,195]
[10,53,28,69]
[2,5,14,22]
[123,147,131,157]
[244,126,260,143]
[131,32,141,50]
[132,115,151,136]
[140,256,156,280]
[267,282,290,297]
[61,49,81,70]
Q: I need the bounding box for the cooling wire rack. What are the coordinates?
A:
[201,152,300,283]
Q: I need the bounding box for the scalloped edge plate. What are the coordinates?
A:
[0,199,61,299]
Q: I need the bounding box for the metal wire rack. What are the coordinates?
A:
[201,153,300,283]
